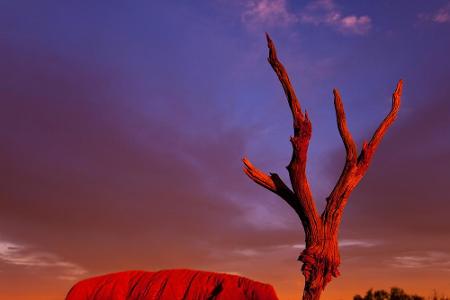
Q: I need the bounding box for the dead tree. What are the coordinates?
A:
[242,34,402,300]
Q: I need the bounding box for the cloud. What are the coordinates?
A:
[241,0,297,28]
[298,0,372,35]
[233,248,261,257]
[418,3,450,23]
[337,15,371,35]
[390,251,450,271]
[292,239,378,249]
[433,4,450,23]
[0,239,87,281]
[213,229,378,258]
[240,0,371,35]
[338,239,377,248]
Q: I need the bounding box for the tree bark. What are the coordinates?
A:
[242,33,402,300]
[301,240,339,300]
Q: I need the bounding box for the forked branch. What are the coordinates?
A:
[358,80,403,168]
[242,157,302,217]
[267,33,320,231]
[323,80,403,227]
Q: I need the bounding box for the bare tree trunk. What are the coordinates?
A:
[300,228,339,300]
[242,33,402,300]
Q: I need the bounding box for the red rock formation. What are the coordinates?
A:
[66,269,279,300]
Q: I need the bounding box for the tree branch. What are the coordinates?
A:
[265,33,321,233]
[266,33,304,131]
[322,80,403,227]
[358,80,403,168]
[242,157,303,218]
[333,89,357,163]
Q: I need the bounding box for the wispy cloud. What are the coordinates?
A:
[338,239,377,248]
[390,251,450,271]
[241,0,297,28]
[230,243,293,258]
[241,0,371,36]
[233,248,261,257]
[292,239,378,249]
[0,240,87,280]
[298,0,371,35]
[418,3,450,23]
[229,239,378,260]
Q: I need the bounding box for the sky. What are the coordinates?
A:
[1,1,450,299]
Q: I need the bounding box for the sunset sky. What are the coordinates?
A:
[1,1,450,299]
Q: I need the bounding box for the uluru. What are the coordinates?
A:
[65,269,279,300]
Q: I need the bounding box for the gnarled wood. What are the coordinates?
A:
[242,157,301,217]
[242,34,403,300]
[266,33,321,237]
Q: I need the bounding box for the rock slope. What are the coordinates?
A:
[66,269,279,300]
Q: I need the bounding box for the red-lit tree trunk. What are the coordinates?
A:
[242,34,403,300]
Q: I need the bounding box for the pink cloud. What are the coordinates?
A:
[299,0,372,35]
[338,15,371,35]
[433,3,450,23]
[240,0,372,35]
[418,3,450,24]
[241,0,297,28]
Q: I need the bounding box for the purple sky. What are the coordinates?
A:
[1,1,450,299]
